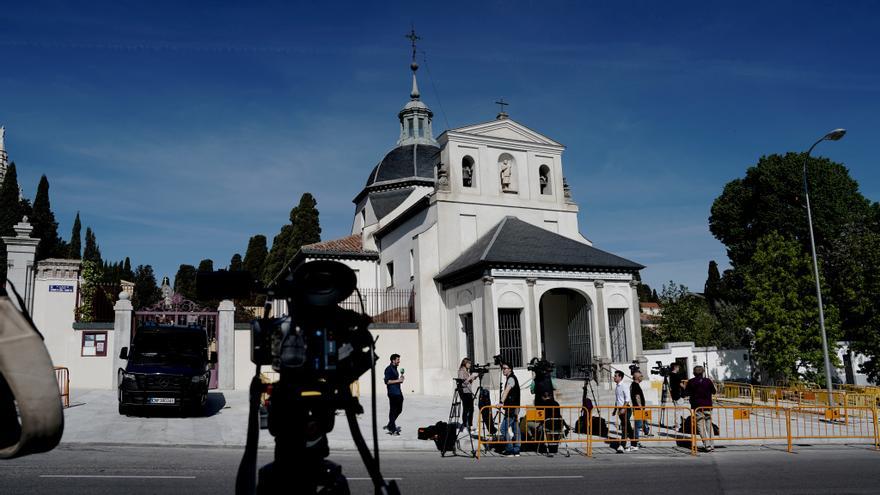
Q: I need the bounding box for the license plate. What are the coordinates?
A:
[148,397,176,404]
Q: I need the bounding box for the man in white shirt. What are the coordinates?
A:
[613,370,635,453]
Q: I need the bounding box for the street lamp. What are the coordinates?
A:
[802,128,846,404]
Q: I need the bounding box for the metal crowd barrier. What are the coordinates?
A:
[476,405,588,458]
[53,366,69,408]
[717,382,876,409]
[476,403,878,458]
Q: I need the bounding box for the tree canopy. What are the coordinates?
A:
[174,264,198,301]
[68,212,82,259]
[263,193,321,283]
[83,227,102,264]
[229,253,243,271]
[31,175,66,260]
[243,235,267,278]
[132,264,162,310]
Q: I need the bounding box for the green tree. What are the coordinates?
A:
[709,152,872,271]
[0,162,22,281]
[83,227,102,264]
[704,260,723,303]
[654,282,719,348]
[132,264,162,310]
[243,235,268,278]
[826,225,880,382]
[69,212,82,259]
[743,232,841,384]
[31,175,65,260]
[229,253,243,271]
[263,193,321,283]
[174,264,198,301]
[197,259,214,272]
[122,257,134,281]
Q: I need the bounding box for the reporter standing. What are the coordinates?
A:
[384,354,404,435]
[497,363,520,456]
[457,358,478,431]
[613,370,634,453]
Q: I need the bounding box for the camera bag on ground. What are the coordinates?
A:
[676,415,721,448]
[417,423,439,440]
[478,388,496,434]
[433,421,459,452]
[0,282,64,459]
[574,414,609,437]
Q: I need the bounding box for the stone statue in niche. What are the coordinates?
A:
[462,162,473,187]
[437,161,450,191]
[500,158,512,191]
[540,174,549,194]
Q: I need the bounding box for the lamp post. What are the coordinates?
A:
[802,128,846,404]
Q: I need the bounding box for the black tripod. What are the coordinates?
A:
[658,374,671,428]
[440,379,477,457]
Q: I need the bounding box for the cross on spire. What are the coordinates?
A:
[495,98,510,120]
[405,26,421,63]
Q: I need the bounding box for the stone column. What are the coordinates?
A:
[3,217,39,313]
[526,278,540,358]
[630,280,645,360]
[112,291,133,389]
[594,280,608,360]
[218,299,235,389]
[481,276,496,363]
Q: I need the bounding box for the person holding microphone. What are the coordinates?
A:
[384,353,405,435]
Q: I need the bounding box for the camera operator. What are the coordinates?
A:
[457,358,479,432]
[497,362,521,457]
[528,358,556,405]
[669,362,685,430]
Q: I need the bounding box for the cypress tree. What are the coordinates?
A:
[0,163,22,282]
[263,193,321,283]
[31,175,64,260]
[229,253,243,271]
[83,227,102,264]
[132,265,162,310]
[174,264,198,301]
[197,259,214,272]
[122,257,133,280]
[69,212,82,259]
[243,234,268,279]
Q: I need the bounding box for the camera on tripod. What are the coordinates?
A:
[196,261,397,494]
[527,357,555,376]
[651,360,672,377]
[470,363,490,375]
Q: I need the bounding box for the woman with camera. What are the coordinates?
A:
[457,358,479,432]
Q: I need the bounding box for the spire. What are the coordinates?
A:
[397,28,437,147]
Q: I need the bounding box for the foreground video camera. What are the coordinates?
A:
[651,360,671,377]
[198,261,398,495]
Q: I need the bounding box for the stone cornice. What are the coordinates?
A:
[491,269,632,282]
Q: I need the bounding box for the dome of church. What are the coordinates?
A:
[364,143,440,187]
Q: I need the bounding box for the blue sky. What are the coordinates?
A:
[2,1,878,292]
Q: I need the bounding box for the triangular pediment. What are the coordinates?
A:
[448,119,563,147]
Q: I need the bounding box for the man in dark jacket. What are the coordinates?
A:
[384,354,404,435]
[669,362,686,430]
[683,365,716,452]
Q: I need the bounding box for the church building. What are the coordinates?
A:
[292,56,644,395]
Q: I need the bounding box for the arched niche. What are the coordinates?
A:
[462,155,475,188]
[498,290,525,308]
[497,153,518,193]
[539,164,552,195]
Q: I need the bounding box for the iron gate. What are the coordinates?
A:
[608,308,628,363]
[133,298,219,389]
[498,308,523,368]
[566,294,592,378]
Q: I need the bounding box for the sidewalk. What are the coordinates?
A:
[60,389,456,451]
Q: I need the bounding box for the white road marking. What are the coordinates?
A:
[40,475,197,479]
[348,478,403,481]
[464,475,584,480]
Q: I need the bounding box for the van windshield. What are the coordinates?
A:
[131,331,206,365]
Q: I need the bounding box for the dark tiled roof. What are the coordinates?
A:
[435,217,643,286]
[364,144,439,187]
[370,187,415,220]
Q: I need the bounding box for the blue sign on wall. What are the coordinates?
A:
[49,285,75,293]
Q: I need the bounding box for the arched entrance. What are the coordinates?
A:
[539,289,592,378]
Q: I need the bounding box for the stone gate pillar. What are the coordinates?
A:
[218,299,235,389]
[112,291,133,389]
[3,217,39,313]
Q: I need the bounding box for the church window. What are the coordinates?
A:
[461,313,475,362]
[609,309,629,362]
[386,262,395,288]
[417,118,424,137]
[539,165,552,195]
[461,156,475,188]
[498,308,523,367]
[407,118,414,138]
[409,249,414,280]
